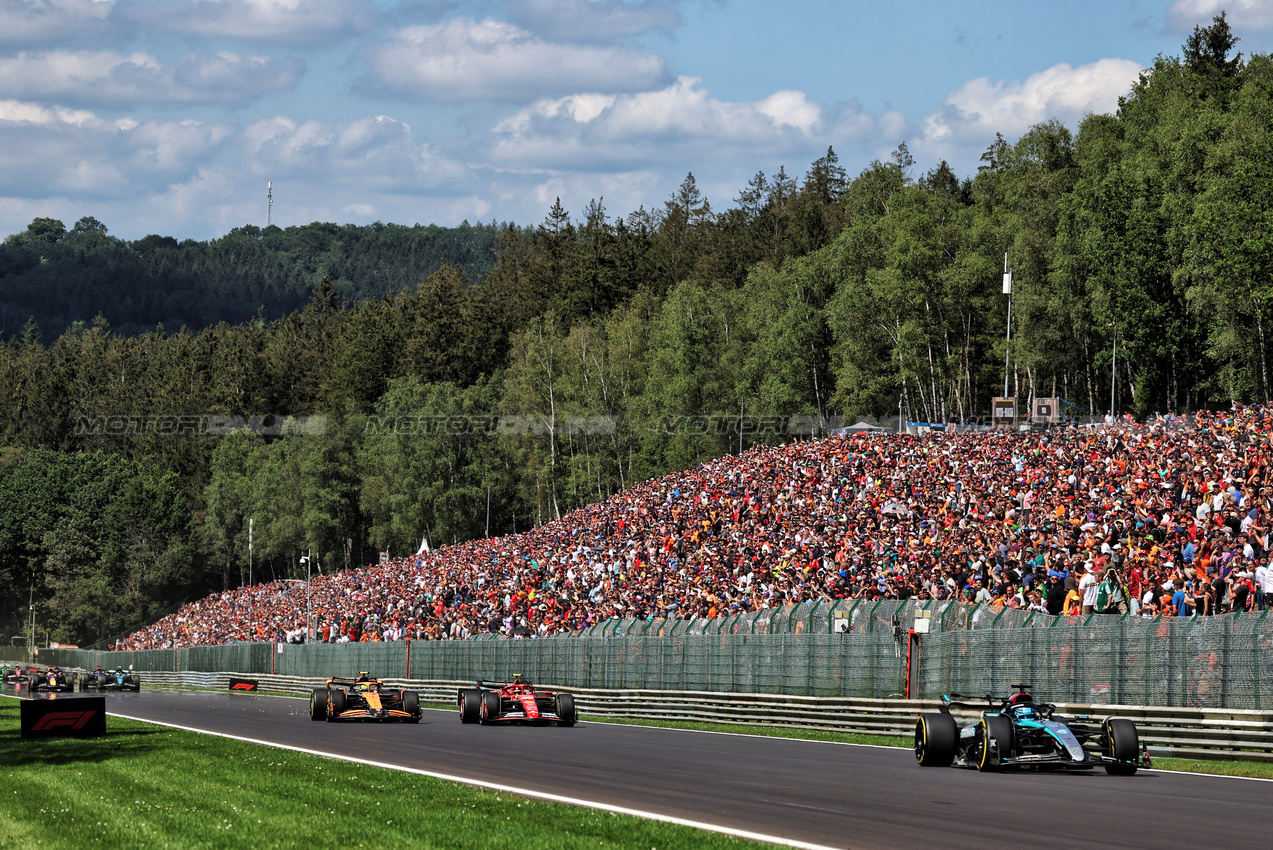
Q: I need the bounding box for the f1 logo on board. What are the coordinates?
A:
[31,711,97,731]
[228,677,259,692]
[20,696,106,738]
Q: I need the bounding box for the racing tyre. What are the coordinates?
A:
[327,689,347,721]
[555,692,577,727]
[27,674,37,691]
[401,690,420,722]
[459,690,481,724]
[915,713,958,767]
[977,714,1015,771]
[310,688,328,721]
[479,690,500,725]
[1104,718,1139,775]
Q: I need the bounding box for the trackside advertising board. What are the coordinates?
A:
[20,696,106,738]
[228,677,259,692]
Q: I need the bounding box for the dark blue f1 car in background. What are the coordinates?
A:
[80,666,141,692]
[915,685,1147,774]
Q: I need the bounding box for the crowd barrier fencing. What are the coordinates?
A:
[8,609,1273,712]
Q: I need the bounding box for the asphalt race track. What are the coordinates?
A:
[48,690,1270,849]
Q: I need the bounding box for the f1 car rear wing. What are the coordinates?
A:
[939,693,1003,714]
[326,676,382,688]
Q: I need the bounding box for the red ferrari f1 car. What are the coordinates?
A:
[310,673,421,723]
[457,676,577,726]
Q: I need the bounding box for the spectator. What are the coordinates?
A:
[121,402,1273,649]
[1079,564,1098,616]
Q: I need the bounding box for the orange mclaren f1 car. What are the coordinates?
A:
[309,673,421,723]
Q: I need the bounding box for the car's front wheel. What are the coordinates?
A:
[479,690,500,725]
[977,715,1015,771]
[401,690,421,722]
[326,689,346,721]
[1104,717,1139,775]
[310,688,328,721]
[915,713,958,767]
[555,692,577,727]
[459,689,481,724]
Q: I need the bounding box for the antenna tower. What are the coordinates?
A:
[267,179,273,227]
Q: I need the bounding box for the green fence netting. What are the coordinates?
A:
[11,609,1273,709]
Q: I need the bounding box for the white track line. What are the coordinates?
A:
[105,709,844,850]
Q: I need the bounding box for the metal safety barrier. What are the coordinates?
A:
[117,671,1273,763]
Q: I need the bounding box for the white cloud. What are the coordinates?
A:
[1168,0,1273,31]
[756,91,821,135]
[240,114,470,191]
[492,77,823,169]
[0,50,305,106]
[919,58,1142,149]
[0,98,100,127]
[122,0,376,45]
[511,0,682,42]
[0,0,116,45]
[362,17,668,102]
[0,102,489,237]
[0,100,233,197]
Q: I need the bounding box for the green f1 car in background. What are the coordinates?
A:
[915,685,1147,774]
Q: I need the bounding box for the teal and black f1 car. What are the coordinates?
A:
[915,686,1147,774]
[80,666,142,692]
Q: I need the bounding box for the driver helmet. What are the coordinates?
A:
[1008,692,1034,712]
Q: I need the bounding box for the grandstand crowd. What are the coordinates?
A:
[122,403,1273,650]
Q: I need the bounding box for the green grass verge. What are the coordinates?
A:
[1149,757,1273,779]
[0,699,764,850]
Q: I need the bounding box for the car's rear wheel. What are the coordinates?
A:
[459,689,481,724]
[977,714,1015,771]
[310,688,328,721]
[915,713,958,767]
[479,690,500,725]
[555,692,577,727]
[327,689,347,721]
[1104,717,1139,775]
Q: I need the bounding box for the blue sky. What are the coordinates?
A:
[1,0,1270,242]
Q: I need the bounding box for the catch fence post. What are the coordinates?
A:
[1255,620,1263,711]
[1145,618,1155,707]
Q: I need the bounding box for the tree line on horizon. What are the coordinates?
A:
[0,15,1268,645]
[0,218,508,340]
